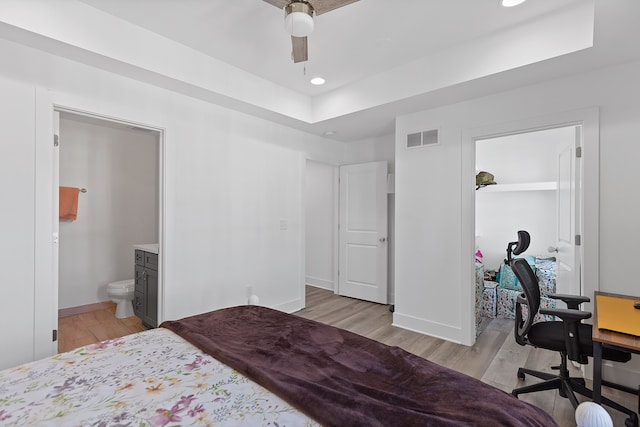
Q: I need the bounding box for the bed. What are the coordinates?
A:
[0,305,558,426]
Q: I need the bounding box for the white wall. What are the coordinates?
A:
[475,127,574,270]
[0,77,36,369]
[58,117,159,309]
[395,59,640,385]
[344,135,395,171]
[0,37,344,369]
[305,160,336,290]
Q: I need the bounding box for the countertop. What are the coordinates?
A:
[133,243,159,254]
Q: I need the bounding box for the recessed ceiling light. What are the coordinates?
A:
[501,0,526,7]
[310,77,326,85]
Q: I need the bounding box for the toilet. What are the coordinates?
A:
[107,279,135,319]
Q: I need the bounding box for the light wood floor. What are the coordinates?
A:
[57,302,146,353]
[58,287,636,426]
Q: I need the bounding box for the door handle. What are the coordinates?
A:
[548,246,559,253]
[379,237,386,243]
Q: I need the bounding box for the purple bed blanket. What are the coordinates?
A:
[161,305,558,427]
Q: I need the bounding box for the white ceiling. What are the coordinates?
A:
[17,0,640,141]
[79,0,581,96]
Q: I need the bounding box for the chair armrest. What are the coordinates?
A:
[548,293,590,310]
[540,307,591,322]
[540,307,592,363]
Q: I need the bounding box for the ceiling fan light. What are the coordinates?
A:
[284,2,314,37]
[501,0,526,7]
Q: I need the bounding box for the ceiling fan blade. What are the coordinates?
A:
[291,36,308,63]
[262,0,288,9]
[308,0,359,15]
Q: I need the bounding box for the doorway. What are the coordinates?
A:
[304,159,395,306]
[54,110,163,350]
[457,107,600,345]
[474,125,582,332]
[305,160,338,292]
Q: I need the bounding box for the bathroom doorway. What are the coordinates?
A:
[54,110,162,350]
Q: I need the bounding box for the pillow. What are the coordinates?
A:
[535,256,557,295]
[498,256,536,291]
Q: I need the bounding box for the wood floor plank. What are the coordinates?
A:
[58,308,145,353]
[57,316,99,352]
[331,305,391,337]
[400,332,444,360]
[427,339,470,369]
[482,329,532,387]
[121,315,147,334]
[451,328,508,378]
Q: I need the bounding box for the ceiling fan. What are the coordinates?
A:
[262,0,359,63]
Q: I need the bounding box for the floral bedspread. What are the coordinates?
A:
[0,328,319,426]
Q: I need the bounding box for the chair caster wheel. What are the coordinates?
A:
[625,414,638,427]
[511,391,519,399]
[517,370,525,380]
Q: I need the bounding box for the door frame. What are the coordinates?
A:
[34,89,166,359]
[460,107,599,344]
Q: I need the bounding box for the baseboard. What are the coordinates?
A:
[58,301,115,318]
[392,311,463,344]
[272,298,304,314]
[305,277,334,290]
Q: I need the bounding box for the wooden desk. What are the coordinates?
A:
[592,291,640,404]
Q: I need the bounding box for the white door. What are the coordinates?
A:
[554,125,581,296]
[338,162,388,303]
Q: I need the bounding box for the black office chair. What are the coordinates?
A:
[506,231,638,427]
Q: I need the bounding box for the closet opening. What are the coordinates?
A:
[474,125,581,337]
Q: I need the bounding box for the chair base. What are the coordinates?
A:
[512,354,638,427]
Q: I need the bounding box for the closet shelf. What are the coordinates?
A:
[477,181,557,193]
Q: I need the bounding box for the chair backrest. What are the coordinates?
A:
[507,230,541,347]
[511,258,541,345]
[505,230,531,263]
[512,230,530,256]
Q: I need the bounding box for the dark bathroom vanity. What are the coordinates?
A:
[134,246,158,328]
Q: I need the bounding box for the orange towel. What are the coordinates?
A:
[59,186,80,221]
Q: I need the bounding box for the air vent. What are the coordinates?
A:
[406,129,439,149]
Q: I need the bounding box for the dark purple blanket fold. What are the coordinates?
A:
[161,305,557,427]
